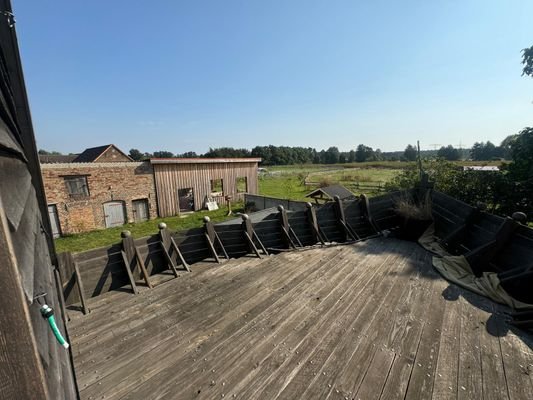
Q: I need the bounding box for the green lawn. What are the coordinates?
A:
[258,175,310,201]
[54,204,242,254]
[259,165,401,200]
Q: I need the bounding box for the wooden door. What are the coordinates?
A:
[178,188,195,212]
[47,204,61,238]
[103,201,125,228]
[132,199,149,222]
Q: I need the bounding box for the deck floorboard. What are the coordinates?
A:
[68,238,533,400]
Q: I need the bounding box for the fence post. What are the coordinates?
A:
[203,216,221,263]
[241,214,263,258]
[278,205,296,249]
[306,202,324,245]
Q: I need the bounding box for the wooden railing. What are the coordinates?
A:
[57,189,533,314]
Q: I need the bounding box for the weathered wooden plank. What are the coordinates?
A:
[78,246,350,398]
[120,250,138,295]
[354,349,396,400]
[430,285,462,400]
[480,304,510,400]
[457,297,483,400]
[402,272,447,400]
[67,238,533,400]
[499,320,533,400]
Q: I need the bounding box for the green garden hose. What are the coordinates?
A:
[40,304,69,349]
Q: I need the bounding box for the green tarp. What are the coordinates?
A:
[419,224,533,310]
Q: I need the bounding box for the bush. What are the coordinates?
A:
[318,177,333,187]
[384,159,532,222]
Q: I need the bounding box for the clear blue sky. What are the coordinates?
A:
[13,0,533,154]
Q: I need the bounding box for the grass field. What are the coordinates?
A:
[54,204,242,254]
[259,163,403,200]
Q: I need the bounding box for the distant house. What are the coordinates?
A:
[306,184,356,204]
[151,157,261,217]
[41,145,156,237]
[72,144,133,163]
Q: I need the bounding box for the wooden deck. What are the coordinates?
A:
[68,238,533,400]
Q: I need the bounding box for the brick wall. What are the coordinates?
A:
[95,146,132,162]
[41,162,157,235]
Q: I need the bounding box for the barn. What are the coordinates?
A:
[151,157,261,217]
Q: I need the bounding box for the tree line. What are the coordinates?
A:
[122,135,516,165]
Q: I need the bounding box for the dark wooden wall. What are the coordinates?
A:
[0,1,78,397]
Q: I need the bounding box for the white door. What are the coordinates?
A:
[103,201,126,228]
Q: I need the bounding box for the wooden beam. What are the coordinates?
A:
[213,230,229,259]
[158,223,189,274]
[253,231,269,256]
[359,194,380,234]
[120,249,139,295]
[241,214,263,258]
[73,259,90,315]
[121,232,153,289]
[203,217,221,263]
[57,252,90,314]
[288,226,304,247]
[53,268,70,322]
[243,231,262,259]
[278,205,296,249]
[334,196,358,242]
[134,246,154,289]
[306,202,325,245]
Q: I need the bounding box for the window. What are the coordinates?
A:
[64,176,89,197]
[210,178,223,195]
[236,177,247,193]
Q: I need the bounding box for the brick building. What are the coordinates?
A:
[41,145,261,236]
[42,161,157,236]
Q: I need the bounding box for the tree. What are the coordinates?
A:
[324,147,340,164]
[128,148,143,160]
[500,134,518,160]
[38,149,62,155]
[403,144,417,161]
[177,151,198,158]
[522,45,533,77]
[355,144,374,162]
[508,127,533,180]
[204,147,251,158]
[152,151,174,158]
[437,145,461,161]
[470,141,499,161]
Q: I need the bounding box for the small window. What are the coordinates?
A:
[210,179,223,195]
[64,176,89,197]
[236,177,247,193]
